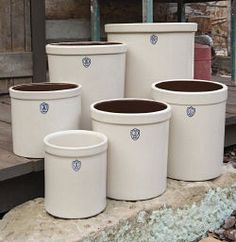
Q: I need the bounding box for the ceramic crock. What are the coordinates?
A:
[44,130,108,219]
[10,83,81,158]
[105,23,197,98]
[91,98,171,200]
[46,41,127,130]
[152,79,228,181]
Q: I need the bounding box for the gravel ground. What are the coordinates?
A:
[205,211,236,241]
[194,145,236,242]
[224,145,236,168]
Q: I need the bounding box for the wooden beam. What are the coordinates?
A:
[142,0,153,23]
[30,0,47,82]
[11,0,25,51]
[231,0,236,83]
[0,52,32,78]
[90,0,100,41]
[177,0,186,22]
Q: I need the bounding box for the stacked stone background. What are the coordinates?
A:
[167,1,230,55]
[45,0,230,55]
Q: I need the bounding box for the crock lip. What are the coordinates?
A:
[44,130,108,155]
[151,79,228,105]
[90,98,171,125]
[9,82,82,100]
[105,22,198,33]
[46,41,127,55]
[92,98,168,114]
[151,79,227,94]
[10,82,79,92]
[48,41,124,46]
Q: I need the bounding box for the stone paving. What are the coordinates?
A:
[0,165,236,242]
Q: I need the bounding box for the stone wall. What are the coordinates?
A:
[167,1,230,54]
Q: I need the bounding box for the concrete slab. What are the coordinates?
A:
[0,165,236,242]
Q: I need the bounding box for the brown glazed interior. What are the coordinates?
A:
[50,41,122,46]
[12,83,78,92]
[94,100,167,114]
[156,81,223,92]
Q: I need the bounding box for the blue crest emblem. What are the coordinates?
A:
[130,128,140,141]
[186,106,196,117]
[82,57,91,68]
[40,102,49,114]
[72,160,81,172]
[150,34,158,45]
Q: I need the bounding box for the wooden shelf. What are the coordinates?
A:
[0,95,43,213]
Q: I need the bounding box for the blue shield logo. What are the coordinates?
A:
[150,34,158,45]
[82,57,91,68]
[40,102,49,114]
[186,106,196,117]
[72,160,81,172]
[130,128,140,141]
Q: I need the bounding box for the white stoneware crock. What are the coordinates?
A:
[44,130,108,219]
[46,41,127,130]
[10,83,81,158]
[152,79,228,181]
[91,98,171,201]
[105,23,197,98]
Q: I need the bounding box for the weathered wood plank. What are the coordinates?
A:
[0,52,32,78]
[0,121,43,181]
[0,96,11,105]
[0,0,11,52]
[0,130,44,181]
[0,149,43,181]
[0,0,32,91]
[0,147,33,181]
[0,0,12,93]
[0,101,11,124]
[0,121,13,152]
[11,0,33,89]
[13,77,32,86]
[25,0,31,51]
[0,80,14,93]
[45,0,89,19]
[46,19,90,41]
[11,0,25,51]
[0,78,32,93]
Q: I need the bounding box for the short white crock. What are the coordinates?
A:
[91,98,171,201]
[105,23,197,98]
[44,130,108,219]
[152,79,228,181]
[10,83,81,158]
[46,41,127,130]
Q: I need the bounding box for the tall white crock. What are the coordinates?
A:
[44,130,108,219]
[9,83,81,158]
[46,42,127,130]
[105,23,197,98]
[152,79,228,181]
[91,98,171,201]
